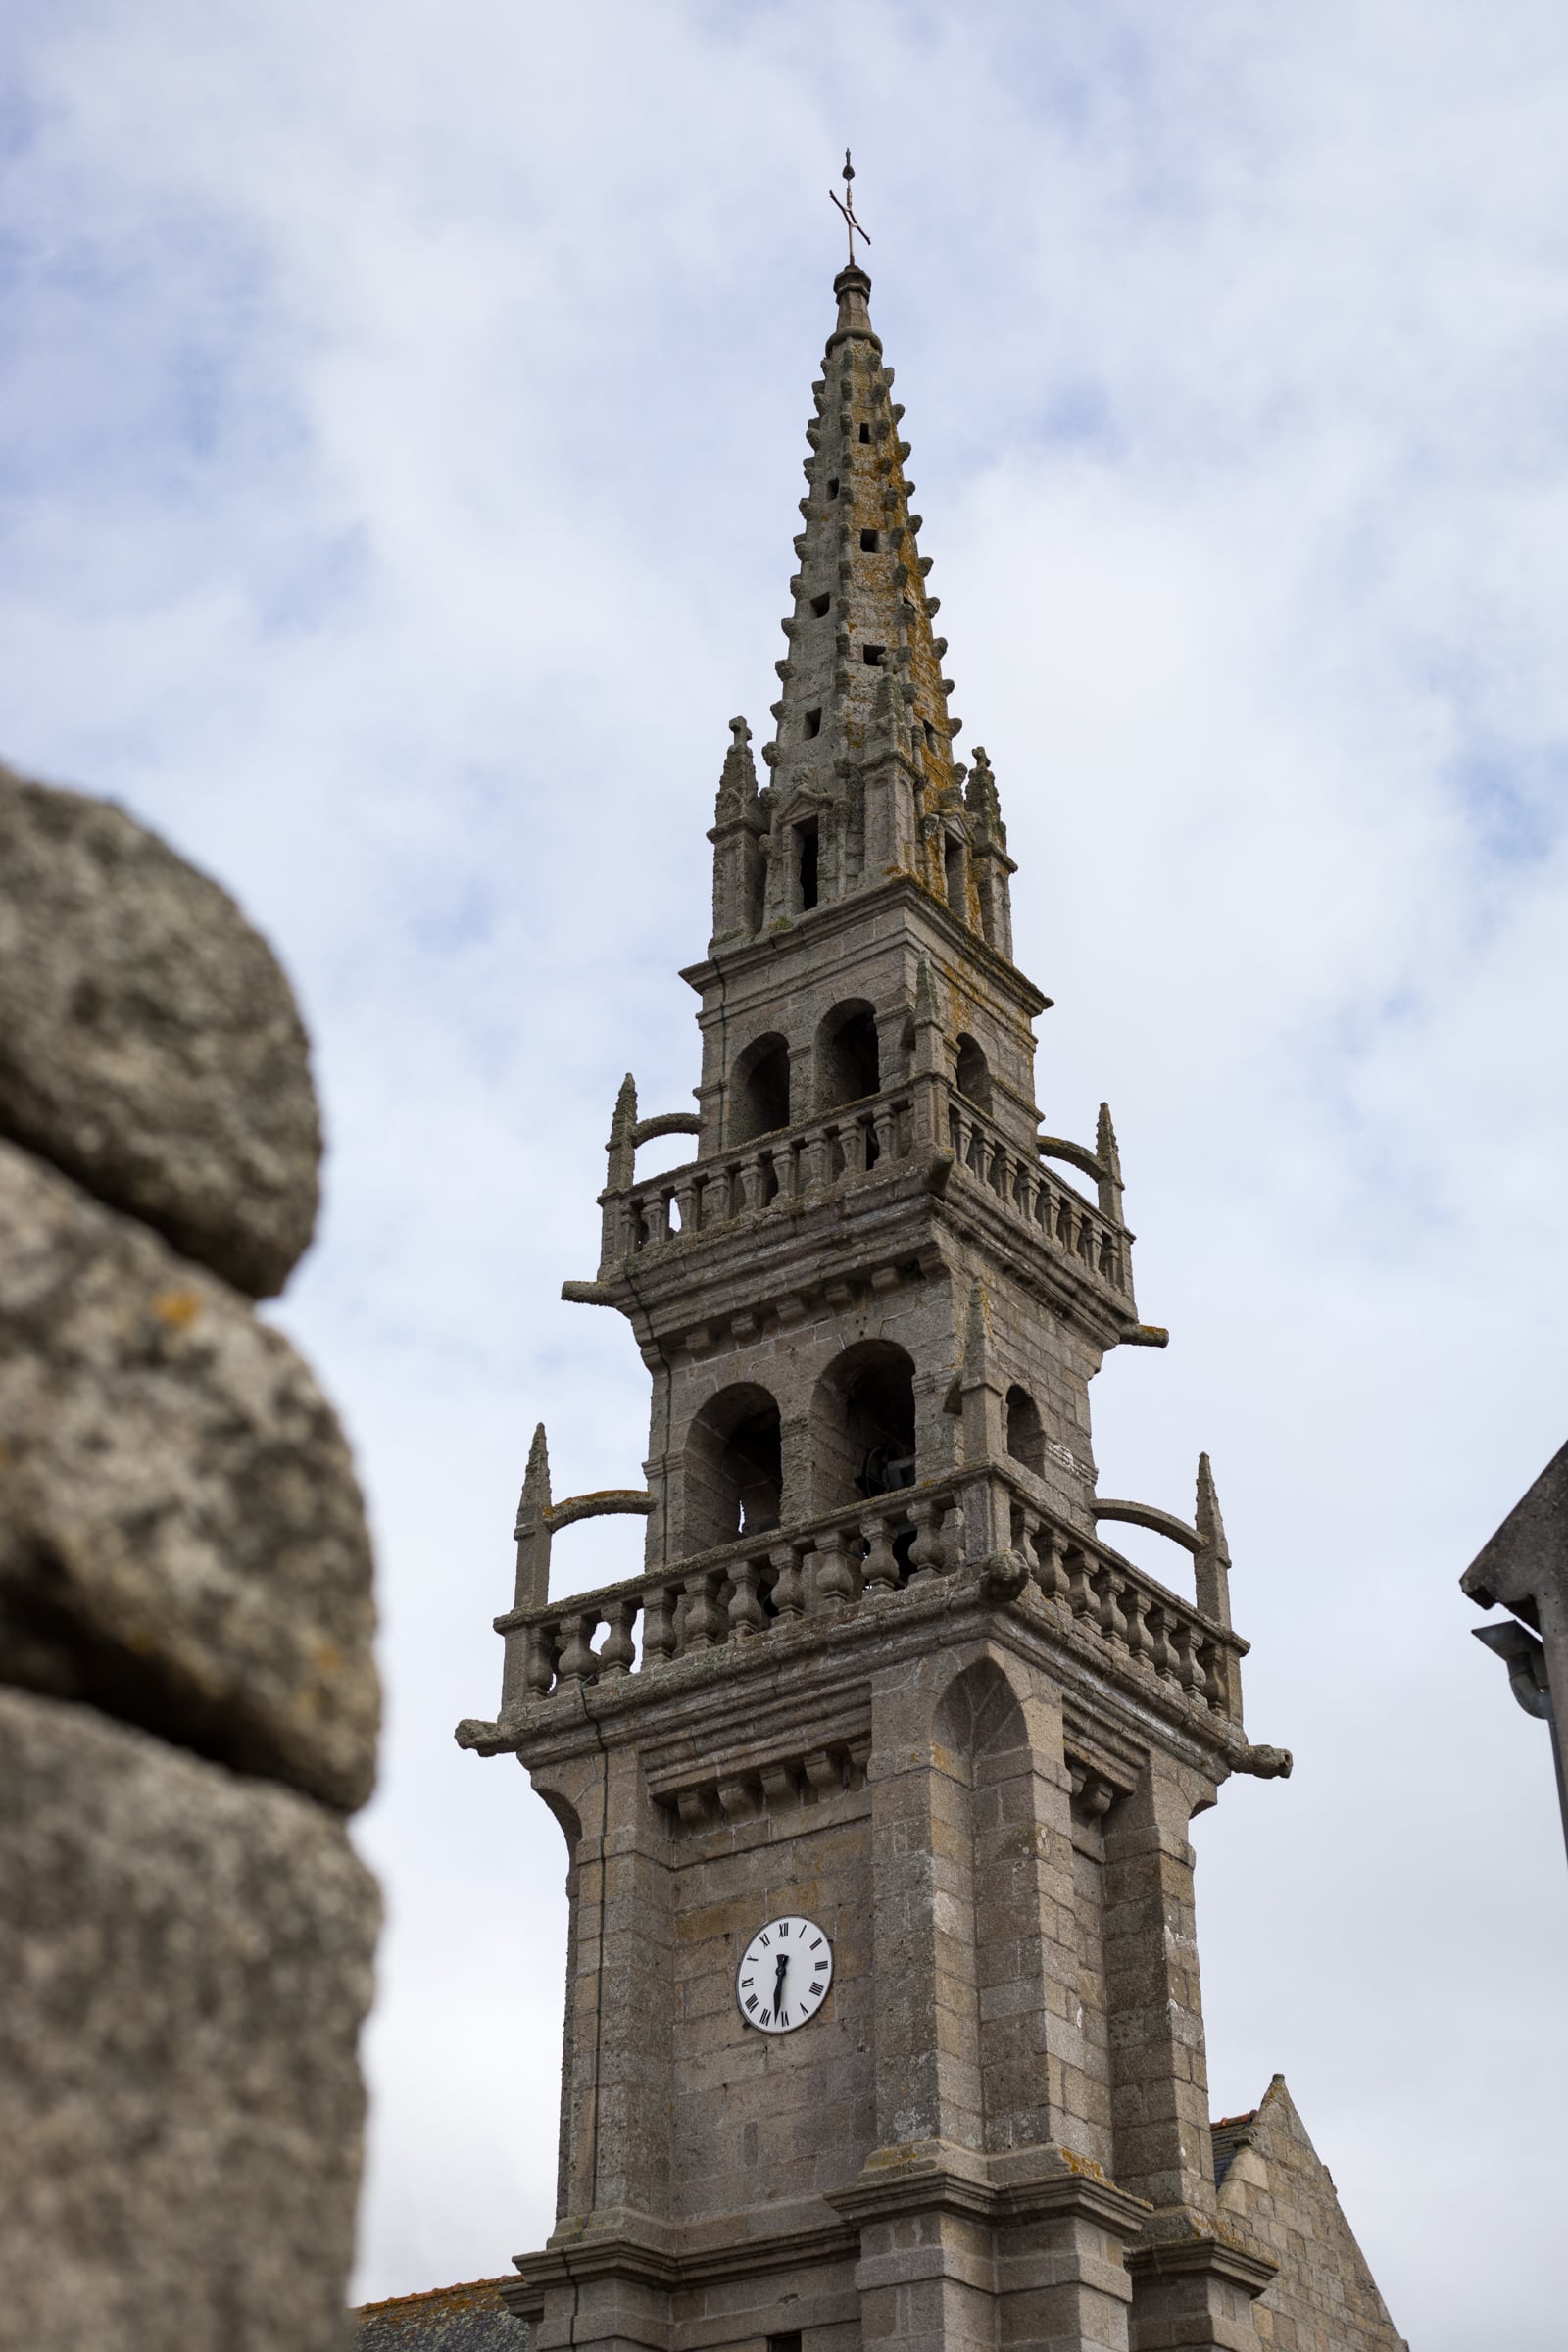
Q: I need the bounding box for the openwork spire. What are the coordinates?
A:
[765,264,958,818]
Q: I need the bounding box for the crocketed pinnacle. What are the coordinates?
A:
[765,265,959,803]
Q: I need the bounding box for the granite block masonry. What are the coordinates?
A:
[456,253,1405,2352]
[0,763,380,2352]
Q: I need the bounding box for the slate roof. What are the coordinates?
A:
[1210,2107,1260,2190]
[351,2277,530,2349]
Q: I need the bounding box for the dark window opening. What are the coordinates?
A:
[804,707,822,739]
[860,527,879,552]
[827,477,840,501]
[769,2335,804,2352]
[732,1033,791,1142]
[818,1002,880,1107]
[862,644,885,667]
[1005,1385,1046,1477]
[858,422,871,443]
[812,1340,917,1511]
[810,592,831,617]
[924,720,938,749]
[955,1033,992,1113]
[798,820,819,910]
[684,1384,783,1552]
[944,834,966,911]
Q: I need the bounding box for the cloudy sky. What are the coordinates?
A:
[7,3,1568,2341]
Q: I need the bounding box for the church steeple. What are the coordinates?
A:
[462,217,1299,2352]
[712,263,1014,954]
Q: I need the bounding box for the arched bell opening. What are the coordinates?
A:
[816,999,881,1110]
[682,1382,783,1553]
[955,1033,992,1114]
[810,1339,916,1513]
[1005,1384,1045,1477]
[731,1032,792,1144]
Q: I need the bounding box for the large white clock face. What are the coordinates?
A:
[735,1914,833,2034]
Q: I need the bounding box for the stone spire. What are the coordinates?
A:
[741,264,1000,937]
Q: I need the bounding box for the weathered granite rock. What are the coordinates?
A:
[0,1137,378,1811]
[0,1685,378,2352]
[0,763,320,1298]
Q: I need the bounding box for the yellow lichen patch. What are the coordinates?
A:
[152,1288,201,1329]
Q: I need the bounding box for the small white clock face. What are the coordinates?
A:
[735,1914,833,2034]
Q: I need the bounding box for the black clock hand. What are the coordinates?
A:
[773,1951,788,2006]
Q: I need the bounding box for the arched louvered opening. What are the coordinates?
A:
[810,1339,916,1512]
[682,1383,783,1553]
[955,1034,992,1113]
[1005,1385,1045,1477]
[816,1000,881,1109]
[731,1033,791,1144]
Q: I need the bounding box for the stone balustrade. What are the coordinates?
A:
[610,1084,919,1260]
[600,1079,1133,1316]
[481,1465,1243,1733]
[947,1095,1130,1298]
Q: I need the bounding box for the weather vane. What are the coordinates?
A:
[829,150,871,268]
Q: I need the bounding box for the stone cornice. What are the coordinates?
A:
[681,870,1051,1022]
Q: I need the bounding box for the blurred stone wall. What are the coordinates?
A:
[0,763,381,2352]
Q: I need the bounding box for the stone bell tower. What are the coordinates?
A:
[459,255,1294,2352]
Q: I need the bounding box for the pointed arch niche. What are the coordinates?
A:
[931,1657,1063,2158]
[681,1383,783,1554]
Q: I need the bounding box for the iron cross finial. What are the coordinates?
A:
[829,149,871,268]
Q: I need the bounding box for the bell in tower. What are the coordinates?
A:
[459,204,1305,2352]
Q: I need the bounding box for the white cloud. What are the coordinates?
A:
[6,2,1568,2341]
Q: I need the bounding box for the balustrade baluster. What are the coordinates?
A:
[557,1611,601,1683]
[598,1599,638,1675]
[907,1499,948,1586]
[769,1542,806,1618]
[1122,1583,1152,1667]
[642,1585,676,1662]
[681,1561,728,1655]
[680,1571,724,1651]
[1146,1606,1179,1686]
[1065,1545,1097,1622]
[1170,1617,1202,1696]
[988,1140,1006,1195]
[871,1103,896,1166]
[800,1128,831,1190]
[860,1513,899,1592]
[727,1558,766,1641]
[1200,1639,1227,1711]
[1096,1567,1129,1652]
[525,1621,560,1696]
[1031,1522,1069,1606]
[1077,1215,1096,1267]
[673,1177,698,1236]
[813,1527,856,1613]
[948,1105,966,1164]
